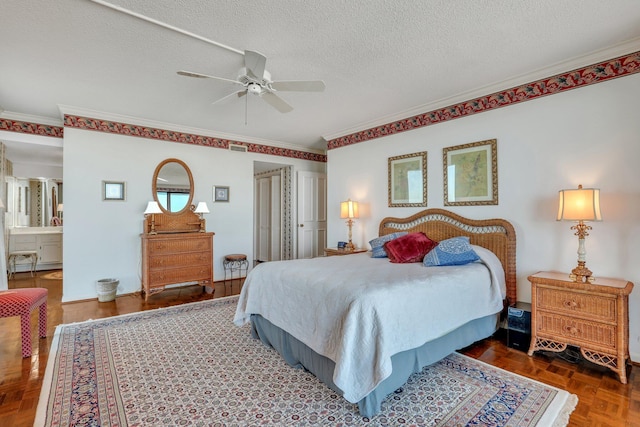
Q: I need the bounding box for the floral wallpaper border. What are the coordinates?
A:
[2,50,639,157]
[0,119,63,138]
[63,115,327,163]
[0,116,326,163]
[326,50,640,150]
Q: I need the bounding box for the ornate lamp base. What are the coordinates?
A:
[569,261,594,283]
[345,218,356,251]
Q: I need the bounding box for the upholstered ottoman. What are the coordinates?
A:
[0,288,48,357]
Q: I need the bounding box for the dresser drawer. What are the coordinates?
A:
[148,237,211,255]
[537,312,617,350]
[536,287,616,323]
[149,266,212,287]
[148,252,211,269]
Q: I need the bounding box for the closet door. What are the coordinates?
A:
[270,175,281,261]
[296,171,327,259]
[256,177,271,262]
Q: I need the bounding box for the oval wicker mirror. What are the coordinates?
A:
[152,158,194,214]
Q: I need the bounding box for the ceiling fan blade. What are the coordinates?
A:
[211,89,247,106]
[270,80,326,92]
[244,50,267,80]
[177,70,244,86]
[261,91,293,113]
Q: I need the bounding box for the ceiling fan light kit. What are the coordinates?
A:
[247,83,263,95]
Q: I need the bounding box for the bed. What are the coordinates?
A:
[234,208,516,417]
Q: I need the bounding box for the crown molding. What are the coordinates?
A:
[58,104,326,155]
[0,111,63,127]
[322,37,640,141]
[0,130,63,147]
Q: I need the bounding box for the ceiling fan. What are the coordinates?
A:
[86,1,325,114]
[177,50,325,113]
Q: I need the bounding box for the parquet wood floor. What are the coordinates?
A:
[0,270,637,426]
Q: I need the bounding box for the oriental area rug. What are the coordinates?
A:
[36,296,577,426]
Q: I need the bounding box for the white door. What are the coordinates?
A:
[255,177,271,262]
[297,171,327,258]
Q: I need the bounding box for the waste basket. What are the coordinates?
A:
[96,278,119,302]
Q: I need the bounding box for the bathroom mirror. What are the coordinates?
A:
[152,158,194,214]
[6,176,62,227]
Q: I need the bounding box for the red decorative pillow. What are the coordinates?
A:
[383,232,438,263]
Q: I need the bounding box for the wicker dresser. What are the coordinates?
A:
[527,271,633,383]
[141,232,214,301]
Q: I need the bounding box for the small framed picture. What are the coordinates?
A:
[213,186,229,202]
[103,181,126,201]
[337,241,347,249]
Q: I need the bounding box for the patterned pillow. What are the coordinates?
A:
[369,232,408,258]
[423,236,480,267]
[384,232,438,263]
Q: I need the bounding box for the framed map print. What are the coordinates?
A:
[443,139,498,206]
[388,151,427,207]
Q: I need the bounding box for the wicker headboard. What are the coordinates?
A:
[379,208,517,305]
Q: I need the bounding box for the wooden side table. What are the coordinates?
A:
[527,271,633,384]
[324,247,368,256]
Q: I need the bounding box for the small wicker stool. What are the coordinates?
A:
[8,251,38,279]
[223,254,249,295]
[0,288,48,357]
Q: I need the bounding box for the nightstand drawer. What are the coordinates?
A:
[537,312,617,350]
[536,287,616,323]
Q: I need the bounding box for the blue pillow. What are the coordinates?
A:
[423,236,480,266]
[369,232,408,258]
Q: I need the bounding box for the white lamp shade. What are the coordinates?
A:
[57,203,63,212]
[194,202,210,214]
[144,201,163,214]
[340,199,359,219]
[557,186,602,222]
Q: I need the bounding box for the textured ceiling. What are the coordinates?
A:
[1,0,640,167]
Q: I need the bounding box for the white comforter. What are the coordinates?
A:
[233,246,505,403]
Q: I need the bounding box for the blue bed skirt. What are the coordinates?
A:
[250,313,499,417]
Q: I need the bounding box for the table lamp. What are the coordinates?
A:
[557,184,602,282]
[144,201,163,234]
[194,202,209,232]
[340,199,359,251]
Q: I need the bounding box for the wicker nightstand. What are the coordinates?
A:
[324,248,368,256]
[527,271,633,384]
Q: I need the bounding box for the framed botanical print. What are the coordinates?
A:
[443,139,498,206]
[388,151,427,207]
[213,185,229,202]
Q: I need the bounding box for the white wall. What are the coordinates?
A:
[327,73,640,361]
[12,163,62,180]
[63,127,324,302]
